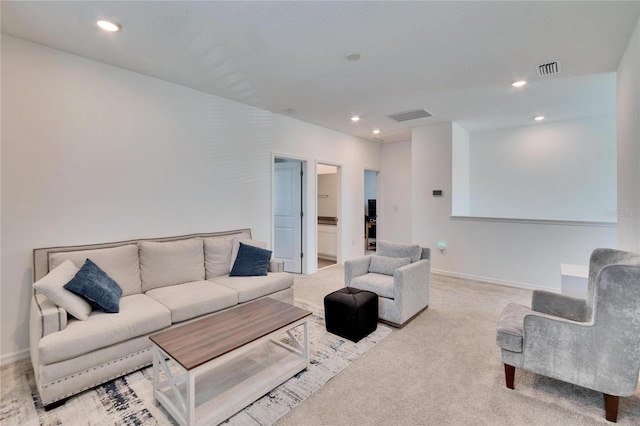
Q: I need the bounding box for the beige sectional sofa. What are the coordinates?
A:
[30,229,293,408]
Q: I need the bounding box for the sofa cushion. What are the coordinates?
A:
[211,273,293,304]
[64,259,123,313]
[230,238,267,269]
[368,256,411,276]
[377,241,422,263]
[49,244,141,297]
[204,237,234,279]
[230,243,272,277]
[350,273,395,299]
[140,239,205,292]
[33,259,92,321]
[145,280,238,323]
[38,294,171,365]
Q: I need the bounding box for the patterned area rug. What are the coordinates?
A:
[0,299,391,426]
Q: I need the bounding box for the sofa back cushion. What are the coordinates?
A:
[369,255,411,276]
[377,240,422,263]
[49,244,141,296]
[140,239,205,292]
[204,236,234,279]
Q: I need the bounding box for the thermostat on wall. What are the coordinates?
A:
[433,190,443,197]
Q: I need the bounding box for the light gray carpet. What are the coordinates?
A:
[280,265,640,425]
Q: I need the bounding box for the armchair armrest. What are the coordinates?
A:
[393,259,430,322]
[345,255,373,285]
[394,259,430,294]
[269,259,284,273]
[531,290,588,322]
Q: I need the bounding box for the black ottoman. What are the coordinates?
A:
[324,287,378,342]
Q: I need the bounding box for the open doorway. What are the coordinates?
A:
[364,169,379,254]
[273,157,305,273]
[317,163,340,269]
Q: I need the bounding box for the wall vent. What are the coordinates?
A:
[387,109,432,122]
[537,61,561,77]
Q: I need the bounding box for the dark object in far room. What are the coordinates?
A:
[324,287,378,342]
[367,199,377,219]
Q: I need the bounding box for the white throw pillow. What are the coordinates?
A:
[33,259,92,321]
[230,238,268,270]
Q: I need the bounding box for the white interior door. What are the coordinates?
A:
[274,160,303,273]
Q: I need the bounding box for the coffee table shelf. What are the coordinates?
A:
[150,298,311,426]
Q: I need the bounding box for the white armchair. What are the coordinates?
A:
[345,241,430,327]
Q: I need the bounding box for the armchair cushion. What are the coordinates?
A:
[350,273,394,299]
[368,256,411,276]
[377,241,422,262]
[531,290,588,322]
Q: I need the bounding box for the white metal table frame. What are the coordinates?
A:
[152,317,309,426]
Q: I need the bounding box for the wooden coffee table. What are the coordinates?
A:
[149,297,311,425]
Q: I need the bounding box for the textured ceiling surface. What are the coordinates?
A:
[2,1,638,143]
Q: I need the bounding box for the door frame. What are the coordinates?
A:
[364,167,381,254]
[271,153,308,274]
[316,160,343,269]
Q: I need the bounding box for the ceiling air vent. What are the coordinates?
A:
[387,109,432,122]
[537,61,561,77]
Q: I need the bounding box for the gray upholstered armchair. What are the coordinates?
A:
[496,248,640,422]
[345,241,430,327]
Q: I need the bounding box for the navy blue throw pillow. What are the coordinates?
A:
[230,242,272,277]
[64,259,123,313]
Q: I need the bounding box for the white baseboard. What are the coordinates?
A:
[431,269,559,293]
[1,348,30,366]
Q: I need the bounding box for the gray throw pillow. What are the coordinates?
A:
[64,259,123,313]
[368,256,411,276]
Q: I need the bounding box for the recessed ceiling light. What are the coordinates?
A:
[512,80,527,87]
[533,116,545,121]
[372,129,381,135]
[351,116,360,122]
[344,52,361,61]
[97,20,121,32]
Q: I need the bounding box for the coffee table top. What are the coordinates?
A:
[150,297,311,370]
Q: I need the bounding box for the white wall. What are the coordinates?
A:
[412,122,617,289]
[379,141,412,243]
[451,123,470,215]
[271,114,381,273]
[617,16,640,252]
[0,36,381,362]
[467,115,617,221]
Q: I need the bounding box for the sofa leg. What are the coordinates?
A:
[44,399,66,411]
[604,393,619,422]
[504,364,515,389]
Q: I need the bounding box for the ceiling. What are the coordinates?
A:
[2,1,638,143]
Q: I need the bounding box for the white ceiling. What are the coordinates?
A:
[2,1,638,143]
